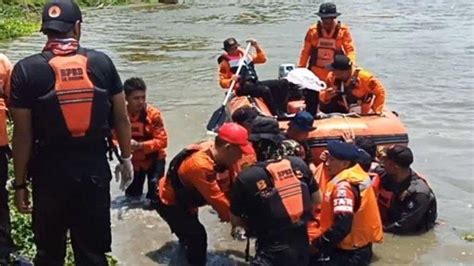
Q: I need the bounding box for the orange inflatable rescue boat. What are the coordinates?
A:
[227,96,409,165]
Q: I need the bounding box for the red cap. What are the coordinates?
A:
[218,123,254,154]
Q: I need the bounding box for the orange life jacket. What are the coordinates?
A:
[249,159,312,235]
[36,49,111,145]
[309,22,343,69]
[264,159,312,224]
[319,164,383,250]
[130,106,159,161]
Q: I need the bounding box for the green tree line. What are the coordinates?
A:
[0,0,139,40]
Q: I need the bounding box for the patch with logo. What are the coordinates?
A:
[48,5,61,18]
[333,197,354,213]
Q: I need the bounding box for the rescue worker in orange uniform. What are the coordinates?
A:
[218,38,285,117]
[298,3,356,81]
[0,53,15,264]
[377,145,437,234]
[230,116,321,265]
[156,123,254,266]
[310,140,383,266]
[10,1,132,264]
[123,77,167,206]
[320,55,386,114]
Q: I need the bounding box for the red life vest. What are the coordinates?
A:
[36,49,111,146]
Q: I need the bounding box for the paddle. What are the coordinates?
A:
[206,42,253,132]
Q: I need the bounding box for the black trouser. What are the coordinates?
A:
[260,79,319,117]
[155,199,207,266]
[252,225,310,266]
[30,148,112,266]
[310,244,373,266]
[0,147,15,261]
[125,158,165,200]
[237,81,282,116]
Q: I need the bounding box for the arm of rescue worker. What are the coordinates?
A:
[139,108,167,154]
[185,163,231,222]
[0,54,12,103]
[319,74,337,104]
[218,60,233,89]
[250,41,267,64]
[107,57,132,158]
[298,28,314,67]
[230,178,249,226]
[313,182,356,251]
[341,27,356,63]
[384,193,433,234]
[9,62,33,213]
[11,109,32,186]
[9,62,32,184]
[364,76,385,114]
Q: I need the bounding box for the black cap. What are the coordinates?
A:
[232,106,259,126]
[386,145,414,168]
[223,37,239,51]
[326,54,352,71]
[41,0,82,33]
[249,116,286,143]
[316,3,341,18]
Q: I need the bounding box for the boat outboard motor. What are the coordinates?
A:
[278,63,296,79]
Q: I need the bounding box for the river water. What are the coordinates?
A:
[2,0,473,265]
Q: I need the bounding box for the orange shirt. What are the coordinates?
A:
[0,53,12,146]
[130,104,167,171]
[298,22,356,80]
[218,46,267,89]
[320,68,386,114]
[158,141,231,222]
